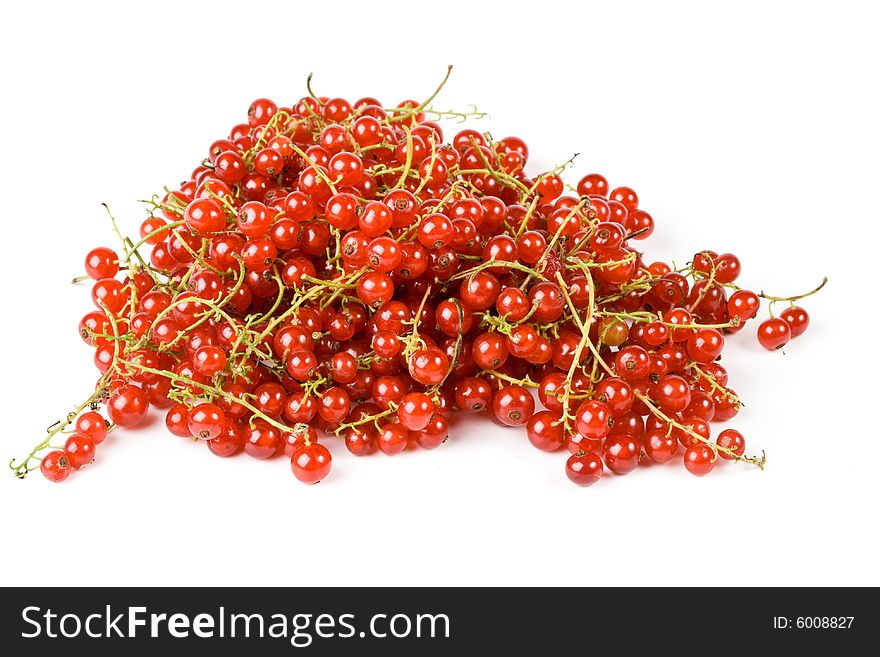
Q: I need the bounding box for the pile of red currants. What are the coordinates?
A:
[13,70,825,486]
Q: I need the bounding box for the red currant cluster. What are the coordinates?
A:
[14,70,825,486]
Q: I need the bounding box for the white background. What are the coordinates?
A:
[1,0,877,587]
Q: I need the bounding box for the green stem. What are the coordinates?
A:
[759,277,828,303]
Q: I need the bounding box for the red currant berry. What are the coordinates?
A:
[40,451,72,483]
[757,318,791,351]
[318,386,351,423]
[683,443,716,476]
[716,428,745,459]
[75,412,108,445]
[107,385,149,428]
[565,451,604,486]
[165,404,192,437]
[592,377,633,416]
[460,271,501,311]
[780,306,809,338]
[714,253,741,284]
[184,198,226,235]
[188,403,225,440]
[454,377,493,413]
[651,374,692,413]
[286,349,318,381]
[527,283,564,323]
[91,278,128,315]
[192,345,227,377]
[63,433,96,469]
[492,385,535,427]
[641,429,679,464]
[284,191,316,222]
[359,201,393,237]
[248,98,277,126]
[684,390,715,422]
[408,347,449,386]
[208,419,245,457]
[241,420,280,459]
[472,332,508,370]
[84,247,119,280]
[526,410,565,452]
[397,392,435,431]
[615,345,651,381]
[367,236,402,272]
[413,415,449,449]
[377,422,409,455]
[687,328,724,363]
[356,272,394,308]
[602,434,640,475]
[291,443,332,484]
[727,290,760,323]
[575,400,612,440]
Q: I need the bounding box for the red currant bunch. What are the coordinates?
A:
[12,68,824,487]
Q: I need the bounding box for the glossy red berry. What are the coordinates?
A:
[377,422,409,455]
[193,345,227,377]
[780,306,809,338]
[683,443,716,476]
[592,378,633,416]
[615,345,651,381]
[91,278,128,315]
[165,404,192,437]
[651,374,692,414]
[687,328,724,363]
[343,426,377,456]
[455,377,493,413]
[757,318,791,351]
[577,173,609,197]
[244,420,282,460]
[291,443,333,484]
[184,198,226,235]
[641,429,678,464]
[574,400,612,440]
[408,348,449,386]
[397,392,435,431]
[526,411,566,452]
[188,403,226,440]
[75,412,108,445]
[459,271,501,311]
[84,247,119,280]
[413,415,449,449]
[107,385,149,428]
[716,429,746,459]
[565,451,604,486]
[286,349,318,381]
[727,290,760,324]
[63,434,96,469]
[492,385,535,426]
[40,451,72,483]
[602,434,640,475]
[208,419,245,457]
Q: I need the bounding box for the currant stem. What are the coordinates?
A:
[334,406,397,436]
[9,389,107,479]
[449,259,548,283]
[555,269,596,431]
[759,276,828,303]
[126,220,186,255]
[126,362,298,435]
[521,199,589,290]
[687,362,743,406]
[394,126,415,189]
[480,369,538,388]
